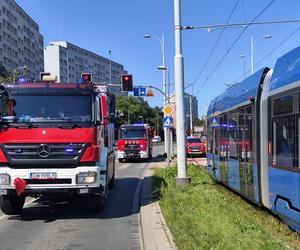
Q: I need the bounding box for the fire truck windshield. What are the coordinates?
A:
[2,94,93,124]
[120,127,145,139]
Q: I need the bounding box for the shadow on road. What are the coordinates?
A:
[6,176,144,223]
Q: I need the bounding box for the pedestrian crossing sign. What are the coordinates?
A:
[209,117,220,128]
[163,116,174,128]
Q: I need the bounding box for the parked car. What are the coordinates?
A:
[152,135,162,143]
[186,136,206,157]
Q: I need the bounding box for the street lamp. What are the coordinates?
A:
[250,35,272,74]
[109,50,112,85]
[240,54,246,80]
[144,33,169,156]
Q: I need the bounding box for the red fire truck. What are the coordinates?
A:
[117,124,152,162]
[0,81,115,214]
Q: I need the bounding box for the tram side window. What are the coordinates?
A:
[245,106,253,164]
[238,109,245,161]
[207,127,213,154]
[214,115,221,155]
[220,114,227,159]
[272,95,296,168]
[228,113,238,159]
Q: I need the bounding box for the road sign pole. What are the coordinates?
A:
[174,0,190,185]
[166,128,171,167]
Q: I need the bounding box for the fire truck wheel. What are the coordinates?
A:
[0,195,25,215]
[118,159,124,163]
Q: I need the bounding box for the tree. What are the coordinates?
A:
[148,106,164,137]
[115,95,164,137]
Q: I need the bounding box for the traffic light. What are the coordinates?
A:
[121,74,133,92]
[81,72,93,83]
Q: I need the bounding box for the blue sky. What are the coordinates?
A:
[16,0,300,117]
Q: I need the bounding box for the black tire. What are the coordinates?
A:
[118,159,124,163]
[0,195,25,215]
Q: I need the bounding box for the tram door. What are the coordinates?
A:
[239,107,255,200]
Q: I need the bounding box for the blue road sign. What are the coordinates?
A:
[209,117,220,128]
[133,87,147,96]
[163,116,174,128]
[133,87,140,96]
[140,87,146,96]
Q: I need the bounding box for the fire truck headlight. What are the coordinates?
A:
[0,174,10,185]
[140,144,145,149]
[76,172,97,184]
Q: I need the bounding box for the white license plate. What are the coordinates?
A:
[30,172,57,179]
[79,188,89,194]
[192,149,199,152]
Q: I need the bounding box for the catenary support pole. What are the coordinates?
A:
[174,0,191,185]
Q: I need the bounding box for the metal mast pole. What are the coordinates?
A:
[174,0,190,185]
[189,95,193,136]
[109,50,112,84]
[250,36,254,75]
[162,35,170,160]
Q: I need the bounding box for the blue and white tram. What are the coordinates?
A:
[207,46,300,231]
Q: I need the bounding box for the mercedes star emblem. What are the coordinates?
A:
[37,144,51,158]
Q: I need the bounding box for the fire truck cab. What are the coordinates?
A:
[117,124,152,162]
[0,82,115,214]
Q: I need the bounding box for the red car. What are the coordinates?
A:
[186,136,206,157]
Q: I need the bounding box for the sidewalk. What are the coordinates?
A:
[140,160,176,250]
[139,157,206,250]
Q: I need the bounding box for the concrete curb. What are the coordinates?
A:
[140,167,176,250]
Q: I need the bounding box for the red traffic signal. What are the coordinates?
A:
[121,74,133,92]
[81,72,93,83]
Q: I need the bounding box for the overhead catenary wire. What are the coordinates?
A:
[183,19,300,31]
[231,25,300,84]
[186,0,240,89]
[195,0,277,96]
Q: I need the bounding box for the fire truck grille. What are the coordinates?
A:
[24,178,72,185]
[124,145,140,151]
[2,143,88,166]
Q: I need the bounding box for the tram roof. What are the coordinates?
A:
[269,46,300,92]
[207,67,269,116]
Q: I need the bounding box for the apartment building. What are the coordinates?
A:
[0,0,44,80]
[170,92,199,132]
[44,41,127,94]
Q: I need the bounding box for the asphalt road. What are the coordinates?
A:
[0,144,165,250]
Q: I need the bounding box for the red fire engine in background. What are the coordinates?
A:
[0,80,115,214]
[117,124,152,162]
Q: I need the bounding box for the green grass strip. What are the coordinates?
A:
[153,165,300,250]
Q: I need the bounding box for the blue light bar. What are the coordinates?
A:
[65,148,75,153]
[132,124,145,126]
[16,76,28,83]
